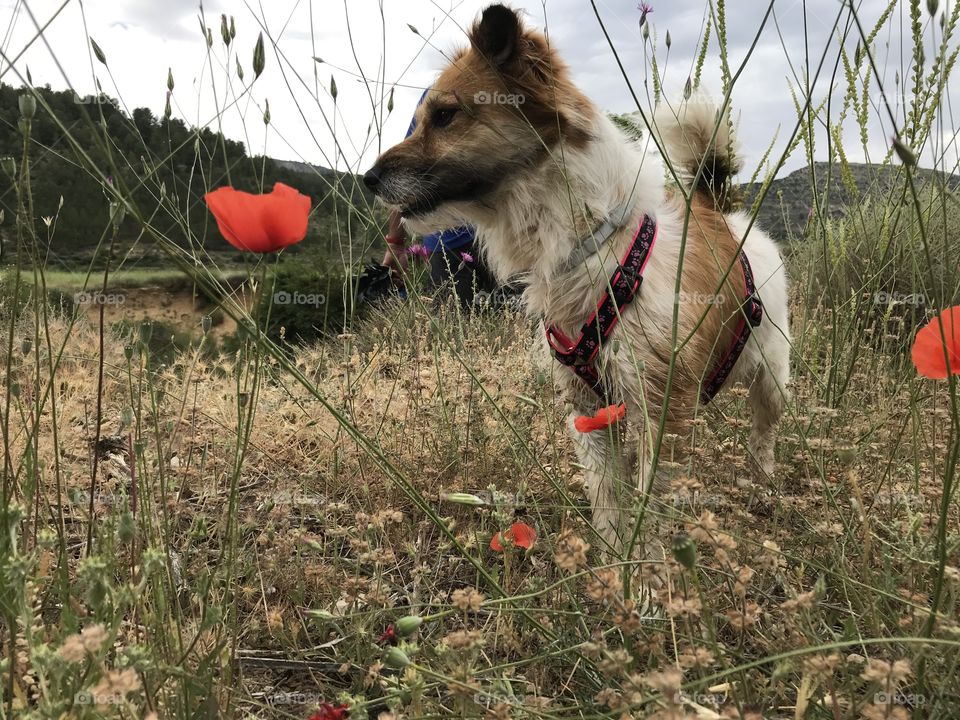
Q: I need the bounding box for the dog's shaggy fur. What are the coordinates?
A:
[366,4,791,556]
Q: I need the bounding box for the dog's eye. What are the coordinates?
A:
[431,107,458,129]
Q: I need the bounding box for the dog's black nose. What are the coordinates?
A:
[363,166,381,191]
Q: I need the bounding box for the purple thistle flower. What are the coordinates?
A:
[408,243,429,261]
[638,2,653,27]
[460,251,475,264]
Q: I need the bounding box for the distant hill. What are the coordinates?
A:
[741,161,960,241]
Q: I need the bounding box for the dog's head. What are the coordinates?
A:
[363,4,595,232]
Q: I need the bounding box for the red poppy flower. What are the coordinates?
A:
[204,182,311,253]
[378,624,398,646]
[308,703,349,720]
[573,403,626,433]
[912,306,960,379]
[490,521,537,552]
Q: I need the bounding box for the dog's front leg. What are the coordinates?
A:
[567,415,638,558]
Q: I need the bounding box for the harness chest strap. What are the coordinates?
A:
[545,214,764,410]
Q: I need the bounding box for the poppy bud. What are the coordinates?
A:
[304,608,335,620]
[236,57,245,82]
[253,32,265,78]
[167,68,175,92]
[394,615,423,637]
[384,647,410,669]
[118,511,136,544]
[330,75,338,101]
[202,315,213,334]
[1,156,15,178]
[665,31,671,50]
[124,345,135,360]
[18,92,36,120]
[671,533,697,570]
[684,76,693,100]
[443,492,485,506]
[892,136,917,167]
[387,87,394,113]
[221,14,231,46]
[21,338,32,355]
[230,16,236,39]
[263,99,271,125]
[109,201,126,230]
[90,37,107,65]
[927,0,939,16]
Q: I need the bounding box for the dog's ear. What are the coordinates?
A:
[470,4,522,67]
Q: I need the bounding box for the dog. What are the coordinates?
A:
[364,4,790,558]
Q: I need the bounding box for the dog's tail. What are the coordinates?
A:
[655,93,741,211]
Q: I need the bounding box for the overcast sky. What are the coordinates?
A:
[2,0,958,179]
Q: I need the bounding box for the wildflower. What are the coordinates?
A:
[443,629,484,650]
[80,624,108,653]
[725,602,761,631]
[644,667,683,701]
[802,653,841,681]
[90,668,141,708]
[378,624,398,646]
[638,2,654,27]
[554,530,590,572]
[574,403,626,433]
[460,251,475,264]
[58,635,87,663]
[861,658,912,690]
[408,243,430,261]
[490,521,537,551]
[911,306,960,378]
[678,646,715,669]
[451,587,485,612]
[586,568,623,604]
[204,182,311,253]
[308,703,350,720]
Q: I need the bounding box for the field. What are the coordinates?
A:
[2,1,960,719]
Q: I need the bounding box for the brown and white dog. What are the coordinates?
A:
[364,4,790,557]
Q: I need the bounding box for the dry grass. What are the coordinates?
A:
[2,288,958,719]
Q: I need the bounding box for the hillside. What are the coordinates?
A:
[743,161,960,240]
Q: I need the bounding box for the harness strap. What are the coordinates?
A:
[546,213,764,407]
[699,251,764,403]
[546,214,658,404]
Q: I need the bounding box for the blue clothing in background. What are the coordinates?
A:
[405,89,475,253]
